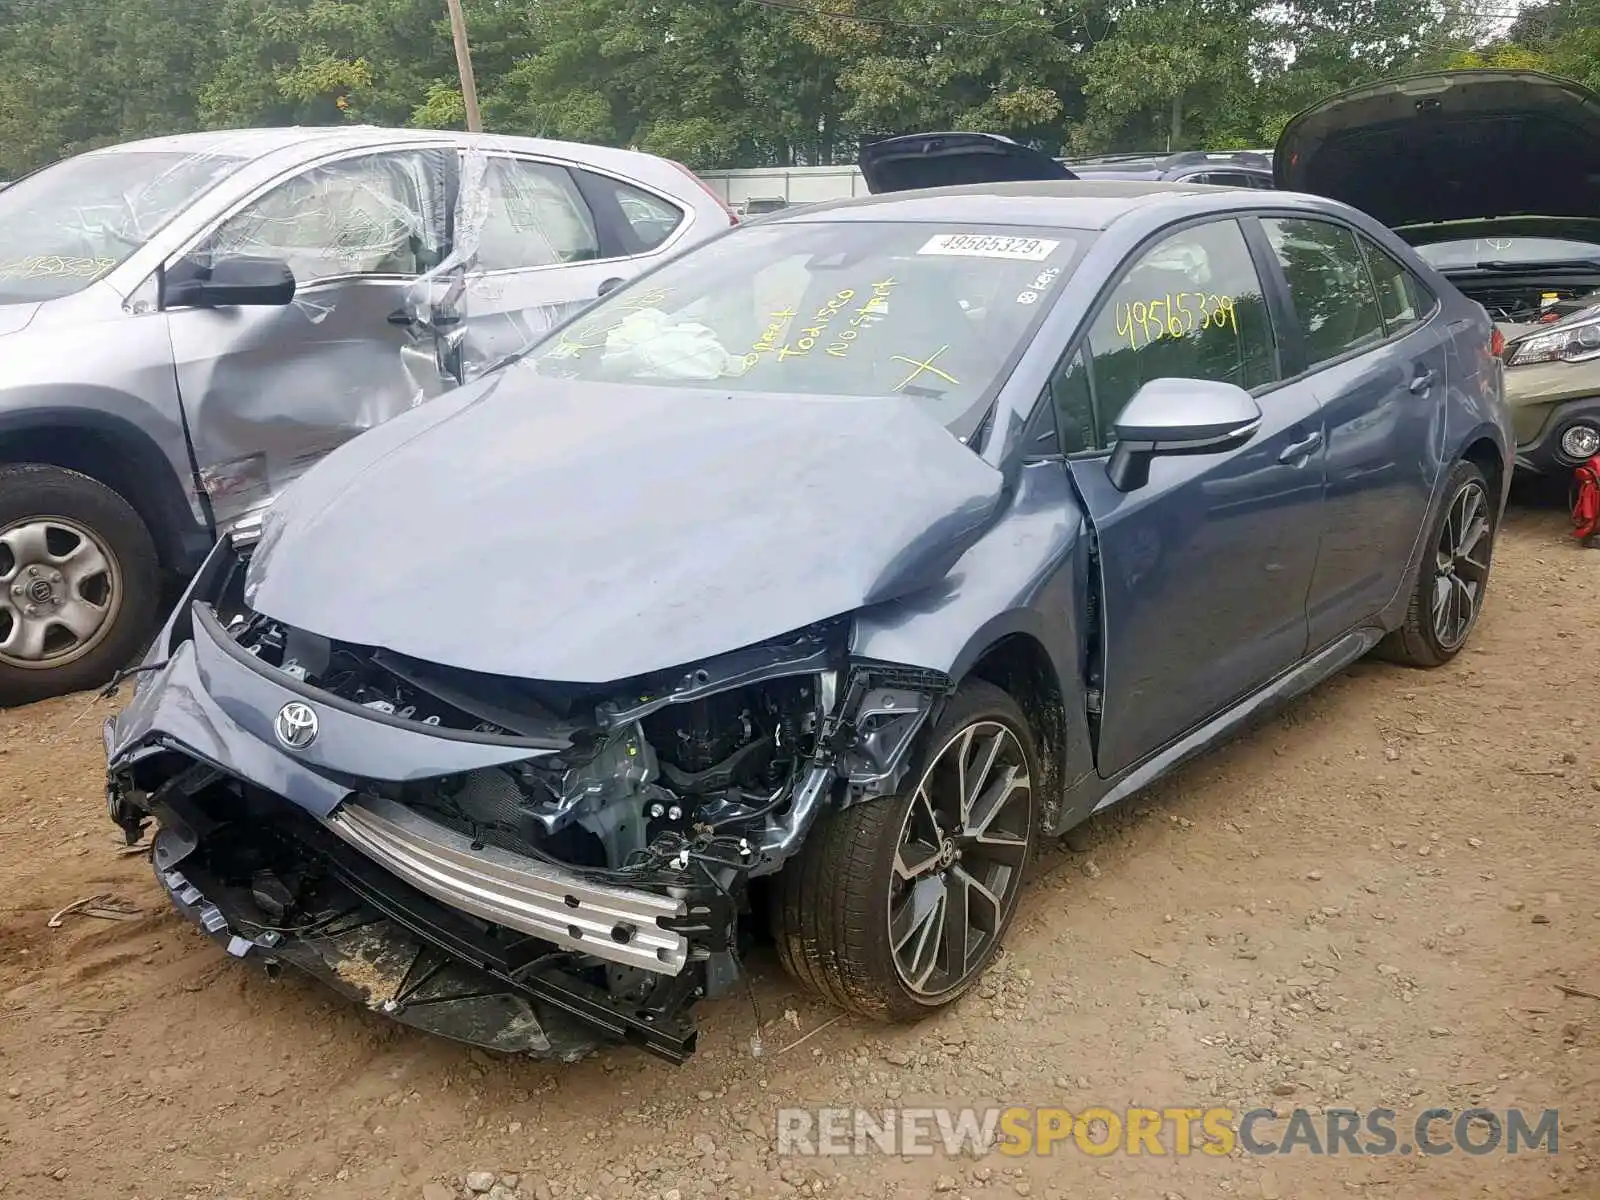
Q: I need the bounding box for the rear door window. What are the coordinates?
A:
[476,158,600,271]
[1262,217,1385,367]
[1360,237,1432,335]
[1058,218,1278,451]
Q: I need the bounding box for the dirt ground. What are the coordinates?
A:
[2,493,1598,1200]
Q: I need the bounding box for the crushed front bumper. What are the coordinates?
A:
[129,763,719,1062]
[104,606,730,1062]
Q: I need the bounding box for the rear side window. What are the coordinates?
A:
[1059,218,1278,452]
[1361,237,1431,335]
[591,176,685,254]
[1262,217,1385,367]
[477,158,600,271]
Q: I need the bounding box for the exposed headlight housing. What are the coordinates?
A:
[1506,309,1600,366]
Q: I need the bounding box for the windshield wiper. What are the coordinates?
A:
[1465,259,1600,272]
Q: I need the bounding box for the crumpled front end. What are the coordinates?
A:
[105,539,945,1061]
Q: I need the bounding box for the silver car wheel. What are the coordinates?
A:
[888,720,1031,998]
[0,516,123,669]
[1431,480,1490,652]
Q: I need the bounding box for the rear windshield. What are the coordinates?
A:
[0,150,245,303]
[527,220,1085,431]
[1414,236,1600,271]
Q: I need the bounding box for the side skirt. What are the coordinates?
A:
[1083,626,1384,819]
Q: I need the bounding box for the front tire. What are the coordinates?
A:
[773,680,1038,1021]
[0,464,160,708]
[1377,459,1496,668]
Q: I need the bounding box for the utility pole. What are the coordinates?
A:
[445,0,483,132]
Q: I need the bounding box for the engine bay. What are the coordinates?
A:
[220,604,834,883]
[1444,278,1600,325]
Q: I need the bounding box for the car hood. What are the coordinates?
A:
[859,132,1076,194]
[0,302,39,338]
[244,368,1005,683]
[1275,69,1600,227]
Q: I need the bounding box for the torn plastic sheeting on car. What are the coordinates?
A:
[152,138,582,542]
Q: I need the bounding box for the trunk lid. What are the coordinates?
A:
[859,132,1076,194]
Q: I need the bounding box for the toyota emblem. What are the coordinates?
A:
[274,701,319,750]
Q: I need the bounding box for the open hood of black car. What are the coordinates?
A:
[859,132,1076,194]
[243,370,1005,684]
[1275,70,1600,228]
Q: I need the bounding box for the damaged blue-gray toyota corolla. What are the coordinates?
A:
[104,148,1515,1062]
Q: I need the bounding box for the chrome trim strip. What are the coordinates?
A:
[226,510,266,548]
[323,794,688,974]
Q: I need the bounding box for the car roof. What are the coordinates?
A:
[763,179,1241,230]
[83,125,663,169]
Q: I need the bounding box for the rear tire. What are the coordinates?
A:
[1376,459,1496,668]
[0,464,160,708]
[773,680,1038,1021]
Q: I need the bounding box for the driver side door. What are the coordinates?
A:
[162,147,455,533]
[1052,216,1328,778]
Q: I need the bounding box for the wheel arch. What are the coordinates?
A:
[957,624,1070,834]
[1459,431,1507,512]
[0,407,208,574]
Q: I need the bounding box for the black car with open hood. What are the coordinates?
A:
[1274,68,1600,229]
[858,131,1076,193]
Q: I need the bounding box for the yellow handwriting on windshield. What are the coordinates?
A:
[826,276,898,358]
[0,255,116,281]
[890,344,960,393]
[1114,292,1238,351]
[619,285,673,313]
[741,307,800,369]
[775,289,856,361]
[553,316,616,355]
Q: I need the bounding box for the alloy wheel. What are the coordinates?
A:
[888,720,1031,998]
[0,516,123,669]
[1432,480,1491,652]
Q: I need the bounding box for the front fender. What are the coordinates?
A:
[849,459,1096,801]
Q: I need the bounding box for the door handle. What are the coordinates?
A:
[597,277,625,297]
[1277,429,1323,464]
[1408,368,1437,394]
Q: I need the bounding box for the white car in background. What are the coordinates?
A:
[0,126,735,705]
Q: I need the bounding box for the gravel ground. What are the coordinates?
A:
[1,494,1597,1200]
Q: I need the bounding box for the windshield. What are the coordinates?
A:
[1413,236,1600,271]
[0,150,246,303]
[527,220,1084,429]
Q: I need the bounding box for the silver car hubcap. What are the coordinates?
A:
[1432,481,1491,651]
[1559,423,1600,462]
[0,517,122,669]
[888,720,1031,999]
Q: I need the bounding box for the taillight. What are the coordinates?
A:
[670,160,739,226]
[1490,327,1506,358]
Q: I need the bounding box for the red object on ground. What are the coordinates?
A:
[1572,454,1600,542]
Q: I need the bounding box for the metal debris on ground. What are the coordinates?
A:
[47,893,143,927]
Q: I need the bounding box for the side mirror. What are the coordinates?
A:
[1106,378,1262,492]
[163,254,296,309]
